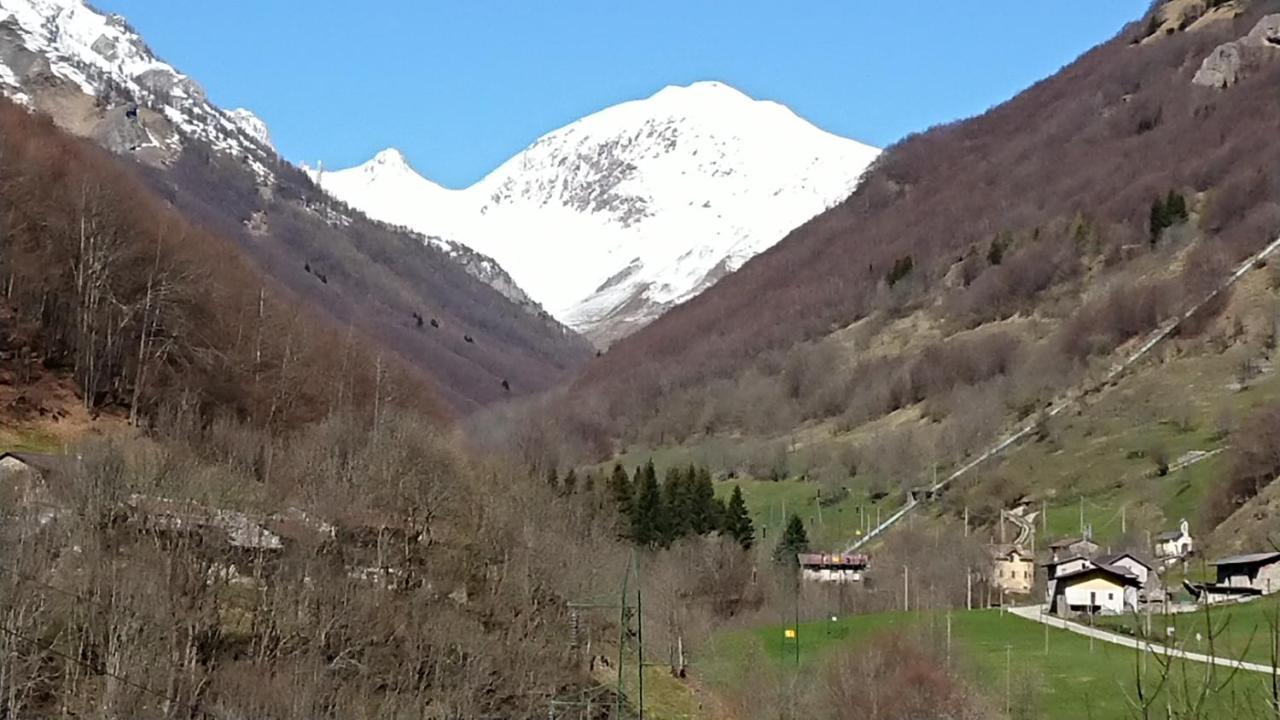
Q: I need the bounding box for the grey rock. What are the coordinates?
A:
[92,105,151,154]
[1193,41,1244,87]
[1193,14,1280,88]
[90,34,118,62]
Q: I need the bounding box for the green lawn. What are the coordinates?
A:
[712,477,902,550]
[703,608,1278,720]
[1099,597,1280,668]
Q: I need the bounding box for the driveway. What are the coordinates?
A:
[1007,604,1279,675]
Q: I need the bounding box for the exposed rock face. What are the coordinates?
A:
[1193,14,1280,87]
[1194,41,1245,87]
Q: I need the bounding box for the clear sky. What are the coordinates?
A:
[96,1,1149,189]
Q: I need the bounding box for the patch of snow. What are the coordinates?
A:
[226,107,273,150]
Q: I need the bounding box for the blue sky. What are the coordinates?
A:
[98,1,1149,189]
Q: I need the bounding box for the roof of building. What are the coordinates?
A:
[1040,554,1091,568]
[0,451,76,477]
[1154,529,1187,541]
[798,552,868,568]
[1186,581,1263,598]
[1048,537,1098,549]
[1097,552,1153,571]
[989,544,1032,561]
[1053,563,1142,587]
[1209,552,1280,567]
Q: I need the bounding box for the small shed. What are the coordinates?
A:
[1193,552,1280,601]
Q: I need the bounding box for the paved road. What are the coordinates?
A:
[1008,604,1280,675]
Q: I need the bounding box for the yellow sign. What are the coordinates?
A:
[784,628,797,639]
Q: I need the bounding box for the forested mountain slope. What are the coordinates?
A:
[0,0,592,412]
[580,0,1280,426]
[0,96,446,427]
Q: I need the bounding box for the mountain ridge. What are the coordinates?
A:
[0,0,593,410]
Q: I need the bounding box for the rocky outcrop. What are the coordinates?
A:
[1193,14,1280,87]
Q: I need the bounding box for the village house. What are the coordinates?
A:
[797,553,868,583]
[1047,535,1099,562]
[1096,552,1154,588]
[1048,563,1141,616]
[1188,552,1280,604]
[989,544,1034,595]
[1153,519,1194,565]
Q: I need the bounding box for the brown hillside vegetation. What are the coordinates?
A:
[150,145,593,411]
[578,1,1280,440]
[0,97,446,428]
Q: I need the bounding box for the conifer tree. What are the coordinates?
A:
[724,486,755,551]
[1167,190,1188,223]
[773,513,810,566]
[608,463,633,533]
[662,466,690,542]
[563,468,578,495]
[632,461,664,548]
[688,467,718,535]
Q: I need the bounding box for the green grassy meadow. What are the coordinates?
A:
[701,608,1278,720]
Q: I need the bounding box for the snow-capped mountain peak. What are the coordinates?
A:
[0,0,273,178]
[318,80,880,345]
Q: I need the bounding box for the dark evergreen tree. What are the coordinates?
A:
[632,461,664,548]
[724,486,755,551]
[987,235,1005,266]
[688,467,718,535]
[1166,190,1188,223]
[562,468,578,495]
[772,513,810,566]
[608,463,633,534]
[662,466,691,542]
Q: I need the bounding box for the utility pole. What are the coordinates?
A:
[964,506,969,537]
[793,573,801,666]
[946,611,952,665]
[966,569,972,611]
[903,565,910,612]
[1079,496,1085,536]
[636,557,644,720]
[1005,644,1013,716]
[1121,505,1127,535]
